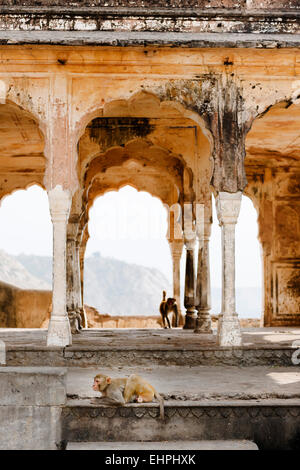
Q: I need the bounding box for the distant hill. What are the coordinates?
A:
[0,250,50,290]
[0,250,261,318]
[0,250,172,317]
[83,252,172,316]
[17,253,52,287]
[211,287,262,319]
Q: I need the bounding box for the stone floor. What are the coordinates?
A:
[1,327,300,350]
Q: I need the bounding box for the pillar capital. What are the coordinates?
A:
[184,233,196,250]
[216,191,242,226]
[67,215,80,242]
[48,185,71,222]
[168,239,184,259]
[196,221,211,243]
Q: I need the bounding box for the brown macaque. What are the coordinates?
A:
[92,373,164,420]
[159,290,178,328]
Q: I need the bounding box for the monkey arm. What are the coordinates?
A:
[90,396,124,406]
[105,383,125,405]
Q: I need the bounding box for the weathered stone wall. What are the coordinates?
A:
[246,169,300,326]
[0,281,16,327]
[0,367,67,450]
[0,281,51,328]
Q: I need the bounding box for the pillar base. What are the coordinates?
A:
[80,306,88,329]
[183,310,197,329]
[194,311,213,334]
[47,315,72,347]
[68,311,82,335]
[217,314,242,347]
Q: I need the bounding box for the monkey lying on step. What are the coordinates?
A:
[159,290,179,328]
[92,373,164,420]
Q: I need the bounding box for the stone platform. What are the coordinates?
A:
[64,365,300,450]
[1,327,300,367]
[0,325,300,449]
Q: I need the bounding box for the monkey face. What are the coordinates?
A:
[93,374,111,392]
[92,378,101,391]
[167,298,176,306]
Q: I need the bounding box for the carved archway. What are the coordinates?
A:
[0,100,46,201]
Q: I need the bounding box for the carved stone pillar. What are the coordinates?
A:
[169,240,183,324]
[75,238,88,328]
[79,225,89,325]
[183,235,197,329]
[216,191,242,346]
[66,217,83,334]
[194,222,212,334]
[47,185,72,347]
[79,243,85,316]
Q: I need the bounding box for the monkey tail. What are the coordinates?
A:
[162,290,166,301]
[155,391,165,420]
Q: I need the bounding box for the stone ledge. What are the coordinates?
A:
[6,348,296,366]
[0,31,300,48]
[0,7,299,18]
[65,397,300,413]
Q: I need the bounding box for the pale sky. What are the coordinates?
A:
[0,185,262,289]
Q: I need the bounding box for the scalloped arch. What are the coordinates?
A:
[83,183,171,239]
[74,89,213,159]
[0,182,46,206]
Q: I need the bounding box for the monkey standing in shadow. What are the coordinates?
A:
[92,373,164,420]
[159,290,179,328]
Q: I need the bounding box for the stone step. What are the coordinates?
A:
[5,346,296,367]
[2,328,299,367]
[67,440,258,450]
[62,399,300,450]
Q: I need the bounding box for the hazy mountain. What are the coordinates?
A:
[211,287,262,319]
[16,253,52,286]
[83,252,172,316]
[0,250,50,290]
[0,250,261,318]
[0,250,171,316]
